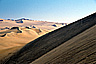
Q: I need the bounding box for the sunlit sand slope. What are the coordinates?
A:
[0,27,47,62]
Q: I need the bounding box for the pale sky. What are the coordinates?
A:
[0,0,96,23]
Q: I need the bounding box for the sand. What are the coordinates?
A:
[31,25,96,64]
[0,27,48,61]
[0,18,64,62]
[3,12,96,64]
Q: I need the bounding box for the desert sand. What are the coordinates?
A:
[31,25,96,64]
[0,27,47,61]
[0,18,66,62]
[3,12,96,64]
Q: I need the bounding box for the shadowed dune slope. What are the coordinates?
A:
[4,12,96,64]
[31,25,96,64]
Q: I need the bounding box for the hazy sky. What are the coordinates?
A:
[0,0,96,23]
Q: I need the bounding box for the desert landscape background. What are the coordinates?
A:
[0,0,96,64]
[1,12,96,64]
[0,18,68,63]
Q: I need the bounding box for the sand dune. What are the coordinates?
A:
[3,12,96,64]
[0,18,68,30]
[31,25,96,64]
[0,27,48,62]
[0,19,64,62]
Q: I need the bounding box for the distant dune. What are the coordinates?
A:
[2,12,96,64]
[0,19,66,63]
[0,18,68,30]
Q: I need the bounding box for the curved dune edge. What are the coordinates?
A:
[3,12,96,64]
[31,25,96,64]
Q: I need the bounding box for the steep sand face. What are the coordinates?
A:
[4,13,96,64]
[31,25,96,64]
